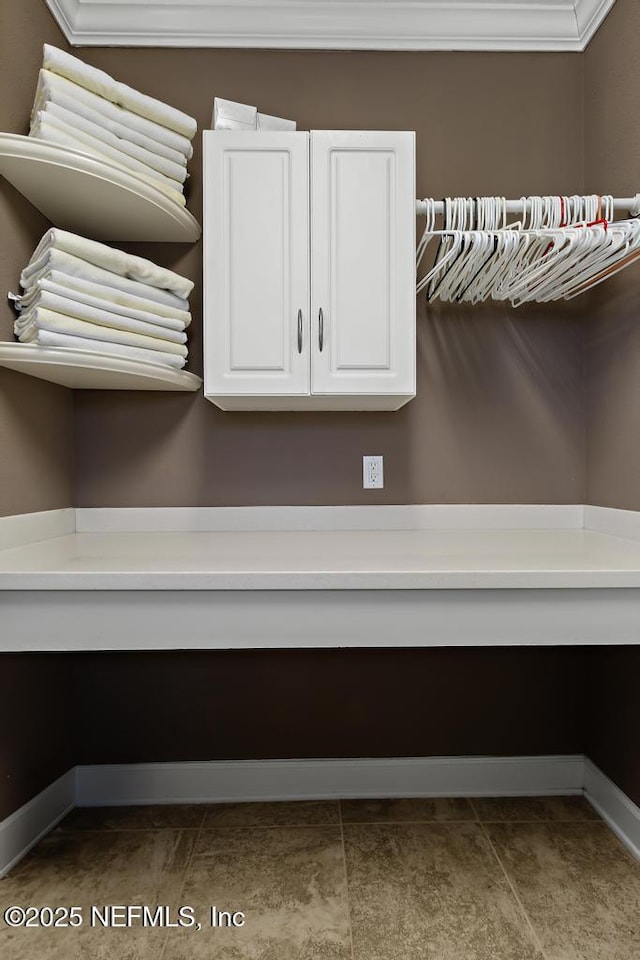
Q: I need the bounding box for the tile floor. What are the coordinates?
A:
[1,796,639,959]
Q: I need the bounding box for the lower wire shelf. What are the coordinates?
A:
[0,342,202,391]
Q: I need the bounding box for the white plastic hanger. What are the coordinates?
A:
[415,194,640,306]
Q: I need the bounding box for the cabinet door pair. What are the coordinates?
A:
[203,130,415,410]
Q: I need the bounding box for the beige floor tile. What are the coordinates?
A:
[162,825,351,959]
[343,821,543,960]
[471,796,600,822]
[341,797,475,823]
[201,800,340,829]
[0,829,194,960]
[58,805,205,831]
[487,821,640,960]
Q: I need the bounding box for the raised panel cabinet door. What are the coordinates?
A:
[310,131,415,398]
[203,131,310,398]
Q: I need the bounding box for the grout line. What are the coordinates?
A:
[337,818,479,826]
[158,816,205,960]
[57,816,603,834]
[477,819,549,960]
[196,821,340,832]
[56,817,602,832]
[474,818,601,824]
[57,825,204,832]
[338,800,356,960]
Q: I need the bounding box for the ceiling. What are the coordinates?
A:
[45,0,616,51]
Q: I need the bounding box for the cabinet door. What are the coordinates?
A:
[204,131,310,398]
[310,131,415,398]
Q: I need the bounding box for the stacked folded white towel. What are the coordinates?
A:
[14,229,193,370]
[28,45,197,208]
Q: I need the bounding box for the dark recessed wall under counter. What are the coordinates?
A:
[0,645,589,821]
[585,647,640,810]
[6,645,640,824]
[70,647,588,765]
[0,654,76,821]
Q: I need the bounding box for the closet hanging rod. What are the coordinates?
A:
[415,195,640,218]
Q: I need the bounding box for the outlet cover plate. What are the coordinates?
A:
[363,455,384,489]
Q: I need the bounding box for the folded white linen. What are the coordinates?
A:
[42,44,197,140]
[21,272,191,329]
[16,307,188,357]
[21,328,186,370]
[23,229,194,299]
[41,101,187,183]
[33,106,185,193]
[33,70,193,160]
[30,112,186,207]
[16,287,187,344]
[20,249,189,312]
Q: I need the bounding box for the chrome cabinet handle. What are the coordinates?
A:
[319,308,324,352]
[297,309,302,353]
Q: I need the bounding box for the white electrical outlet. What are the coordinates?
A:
[363,455,384,489]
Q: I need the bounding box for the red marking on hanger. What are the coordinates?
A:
[575,218,609,231]
[559,197,567,228]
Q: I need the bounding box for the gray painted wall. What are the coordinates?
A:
[0,0,73,518]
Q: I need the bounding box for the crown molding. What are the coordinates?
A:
[574,0,617,48]
[44,0,616,51]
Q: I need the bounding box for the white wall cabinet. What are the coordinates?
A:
[203,130,415,410]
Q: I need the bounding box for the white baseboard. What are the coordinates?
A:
[75,755,585,806]
[0,770,76,878]
[0,508,75,550]
[4,756,640,875]
[583,759,640,862]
